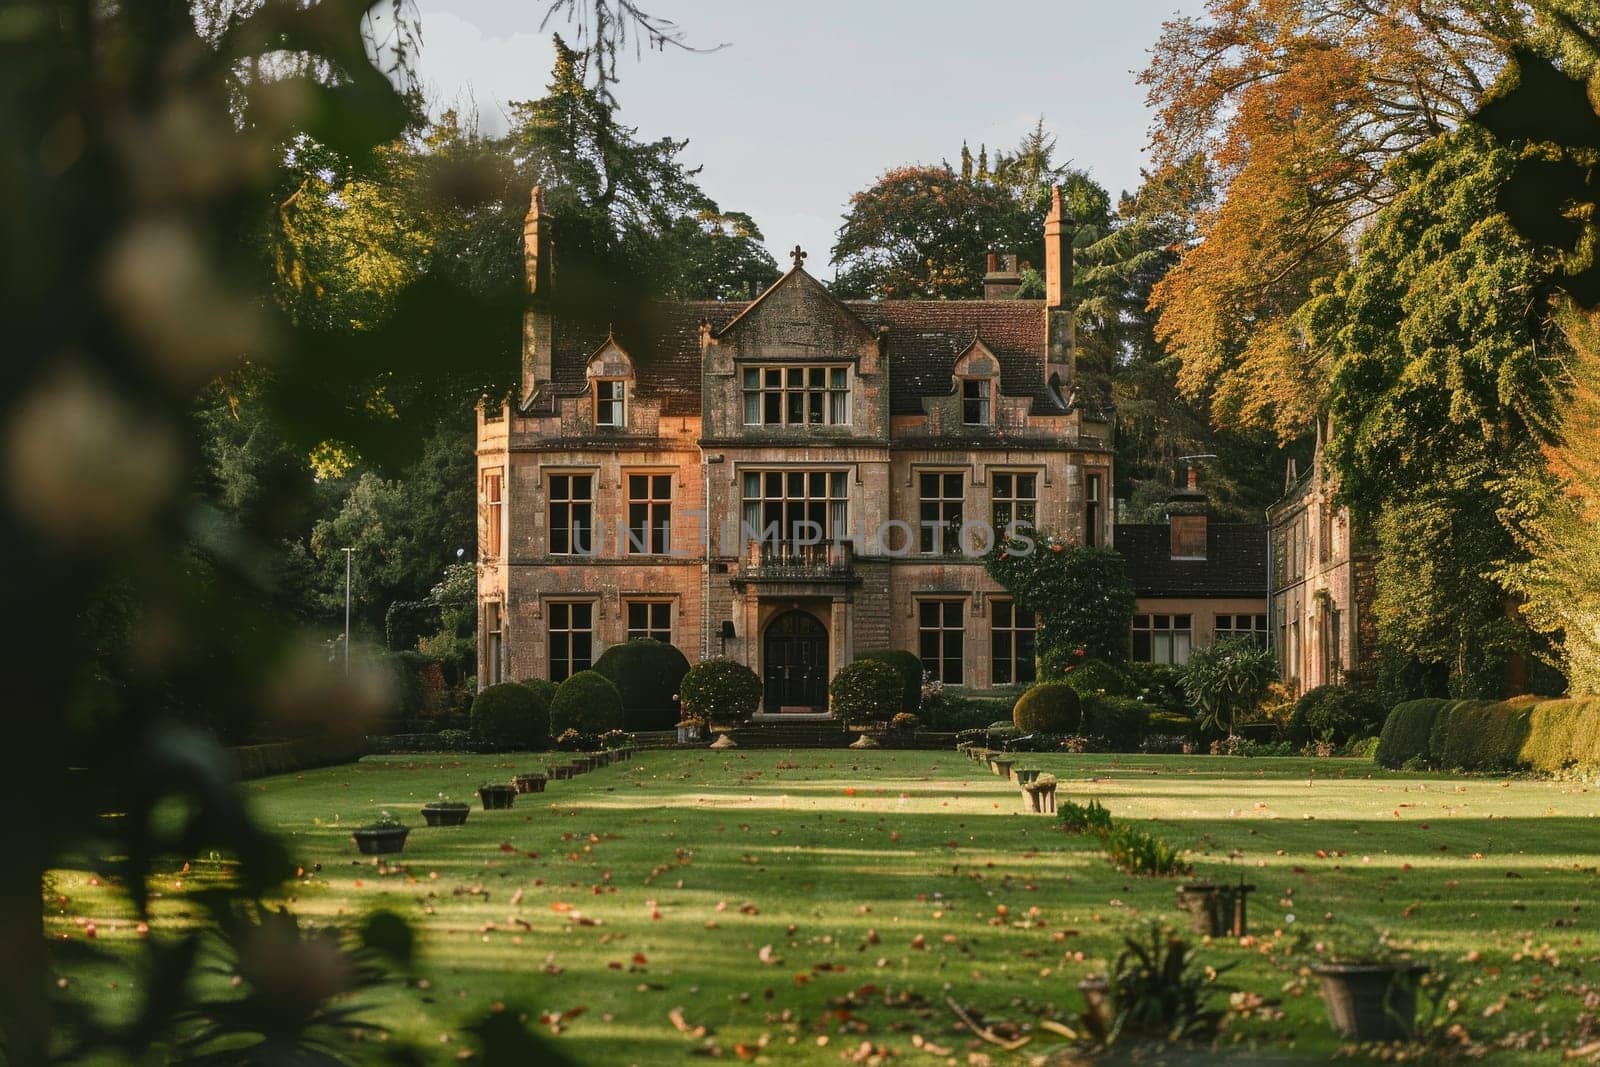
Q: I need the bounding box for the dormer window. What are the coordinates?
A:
[962,379,991,425]
[594,379,626,427]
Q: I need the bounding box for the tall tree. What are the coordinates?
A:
[1315,125,1564,695]
[1142,0,1528,439]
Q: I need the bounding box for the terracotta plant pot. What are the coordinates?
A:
[1175,882,1256,938]
[1312,963,1429,1042]
[478,784,516,810]
[352,826,408,854]
[421,804,470,827]
[512,773,547,794]
[570,756,595,774]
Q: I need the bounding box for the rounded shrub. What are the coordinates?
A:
[593,638,690,731]
[548,671,624,736]
[1432,696,1536,771]
[830,659,903,725]
[519,677,557,710]
[1082,694,1149,750]
[1286,685,1386,746]
[471,682,549,751]
[679,659,762,726]
[1374,697,1450,768]
[1012,682,1082,734]
[853,649,923,714]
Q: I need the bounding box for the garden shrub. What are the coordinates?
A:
[679,658,761,726]
[1124,661,1189,713]
[519,677,557,711]
[1082,695,1149,751]
[853,649,923,714]
[1146,710,1195,738]
[830,659,903,725]
[1064,658,1134,698]
[470,682,549,751]
[1012,682,1082,734]
[593,638,690,731]
[1060,799,1113,836]
[548,671,624,736]
[1103,823,1190,877]
[922,694,1015,732]
[1286,685,1386,746]
[1433,697,1536,771]
[1375,698,1450,768]
[1343,736,1381,760]
[1520,698,1600,775]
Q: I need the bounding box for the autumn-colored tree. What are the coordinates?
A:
[1142,0,1528,439]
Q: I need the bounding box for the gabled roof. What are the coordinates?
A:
[1115,523,1269,600]
[539,296,1062,418]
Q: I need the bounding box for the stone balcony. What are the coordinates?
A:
[734,540,859,585]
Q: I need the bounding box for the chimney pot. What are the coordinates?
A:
[1187,466,1199,491]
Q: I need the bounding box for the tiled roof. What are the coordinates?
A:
[1115,523,1269,599]
[543,285,1060,417]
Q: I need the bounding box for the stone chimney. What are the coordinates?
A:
[522,186,553,401]
[1167,465,1208,560]
[983,251,1021,300]
[1044,185,1074,389]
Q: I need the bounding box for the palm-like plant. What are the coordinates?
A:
[1181,638,1278,739]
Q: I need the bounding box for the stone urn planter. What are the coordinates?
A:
[1311,962,1430,1042]
[420,802,469,827]
[477,783,516,810]
[512,773,547,795]
[676,721,704,744]
[989,757,1015,779]
[1175,881,1255,938]
[1077,976,1111,1034]
[1022,776,1057,813]
[352,821,409,855]
[1014,767,1042,787]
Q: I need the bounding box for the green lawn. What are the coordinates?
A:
[47,750,1600,1063]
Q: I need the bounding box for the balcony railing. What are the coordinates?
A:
[739,540,855,581]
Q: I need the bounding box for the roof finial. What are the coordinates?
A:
[789,245,808,271]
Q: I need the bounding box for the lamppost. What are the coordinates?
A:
[342,547,354,676]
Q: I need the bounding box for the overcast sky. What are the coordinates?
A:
[406,0,1197,272]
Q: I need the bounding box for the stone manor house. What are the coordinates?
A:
[476,186,1119,711]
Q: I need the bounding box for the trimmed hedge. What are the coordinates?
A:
[1431,697,1537,772]
[1520,698,1600,775]
[1287,685,1386,746]
[830,659,903,725]
[854,649,923,714]
[679,658,762,726]
[472,682,550,751]
[924,694,1015,732]
[1081,695,1149,750]
[593,638,690,731]
[1013,682,1082,734]
[1375,698,1450,768]
[549,671,624,736]
[229,735,368,780]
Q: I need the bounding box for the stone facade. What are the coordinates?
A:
[1267,427,1374,692]
[477,187,1114,710]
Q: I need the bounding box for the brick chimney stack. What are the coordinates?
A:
[1167,465,1208,561]
[1044,185,1074,390]
[522,186,553,400]
[983,251,1021,300]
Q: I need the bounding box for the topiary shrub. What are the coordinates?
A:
[1433,696,1536,771]
[1064,658,1134,698]
[1082,695,1150,751]
[1286,685,1387,746]
[471,682,549,751]
[593,638,690,731]
[679,658,762,726]
[549,671,624,737]
[830,659,903,725]
[519,677,557,711]
[1124,661,1189,713]
[1520,697,1600,776]
[1375,698,1450,768]
[1013,682,1082,734]
[853,649,923,714]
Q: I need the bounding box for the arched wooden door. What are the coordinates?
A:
[762,610,828,711]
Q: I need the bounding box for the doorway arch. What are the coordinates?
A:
[762,610,828,712]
